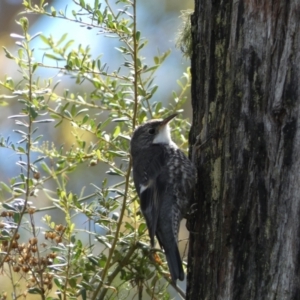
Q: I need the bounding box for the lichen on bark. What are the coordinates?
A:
[187,1,300,299]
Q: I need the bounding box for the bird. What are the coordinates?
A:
[130,113,196,282]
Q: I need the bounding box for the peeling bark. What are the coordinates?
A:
[187,1,300,299]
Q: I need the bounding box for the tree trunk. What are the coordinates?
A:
[187,1,300,299]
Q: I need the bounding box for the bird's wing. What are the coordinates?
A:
[133,145,166,247]
[156,199,184,282]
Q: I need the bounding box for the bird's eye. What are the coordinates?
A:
[148,128,155,134]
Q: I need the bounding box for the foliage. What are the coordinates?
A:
[176,10,193,58]
[0,0,191,299]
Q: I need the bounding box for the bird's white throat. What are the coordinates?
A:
[153,124,176,147]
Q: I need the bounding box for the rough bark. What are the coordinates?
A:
[187,1,300,299]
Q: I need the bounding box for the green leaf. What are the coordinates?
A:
[45,53,64,61]
[2,47,14,59]
[13,187,26,194]
[135,31,140,42]
[87,255,99,266]
[51,6,57,16]
[71,104,76,117]
[56,33,68,46]
[106,167,123,176]
[40,34,51,46]
[13,212,20,223]
[54,119,63,128]
[97,118,110,131]
[33,119,54,123]
[112,117,129,122]
[64,110,72,119]
[2,203,17,211]
[33,156,45,164]
[32,62,38,73]
[0,182,12,193]
[28,288,43,295]
[138,41,148,50]
[107,150,127,157]
[113,126,120,138]
[75,108,89,117]
[154,101,162,114]
[69,278,77,288]
[125,222,134,231]
[40,162,52,174]
[17,146,26,154]
[82,114,89,124]
[96,236,111,248]
[33,135,43,142]
[119,134,131,141]
[80,289,87,300]
[54,278,62,289]
[63,40,74,52]
[138,223,146,235]
[28,106,38,119]
[29,32,42,41]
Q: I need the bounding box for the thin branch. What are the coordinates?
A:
[91,0,139,298]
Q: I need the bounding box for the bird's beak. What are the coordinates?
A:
[160,113,178,127]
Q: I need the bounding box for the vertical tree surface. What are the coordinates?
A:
[187,1,300,299]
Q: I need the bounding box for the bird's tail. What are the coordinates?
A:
[164,241,184,282]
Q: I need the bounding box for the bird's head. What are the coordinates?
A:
[130,113,177,155]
